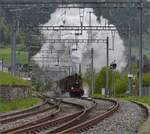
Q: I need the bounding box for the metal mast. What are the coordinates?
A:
[139,0,143,96]
[11,18,16,75]
[106,37,109,96]
[128,25,132,95]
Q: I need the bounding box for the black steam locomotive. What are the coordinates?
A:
[59,74,84,97]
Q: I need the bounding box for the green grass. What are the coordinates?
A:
[93,93,103,98]
[93,93,150,105]
[0,97,41,113]
[0,48,28,64]
[120,96,150,105]
[0,71,31,86]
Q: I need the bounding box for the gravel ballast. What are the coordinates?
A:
[81,100,147,134]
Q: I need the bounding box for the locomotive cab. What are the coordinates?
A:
[59,73,84,98]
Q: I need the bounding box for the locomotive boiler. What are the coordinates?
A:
[59,73,84,97]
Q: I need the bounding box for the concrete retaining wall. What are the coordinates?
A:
[0,85,30,101]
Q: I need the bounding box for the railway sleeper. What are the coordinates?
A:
[42,126,49,130]
[48,123,56,127]
[35,129,41,133]
[53,122,58,125]
[29,126,48,133]
[30,130,36,134]
[80,127,89,132]
[38,127,43,131]
[41,126,48,131]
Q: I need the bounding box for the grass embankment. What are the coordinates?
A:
[120,96,150,105]
[0,97,41,113]
[0,48,28,64]
[0,71,31,86]
[93,94,150,105]
[0,72,35,113]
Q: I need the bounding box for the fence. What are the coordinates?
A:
[0,59,8,72]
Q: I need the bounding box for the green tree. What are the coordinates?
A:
[83,69,92,93]
[115,75,128,95]
[0,17,10,47]
[95,67,128,95]
[95,67,106,93]
[143,73,150,87]
[16,32,26,51]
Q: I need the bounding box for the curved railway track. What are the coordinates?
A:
[0,97,91,134]
[0,101,57,124]
[0,96,58,122]
[0,95,147,134]
[0,101,46,119]
[47,98,119,134]
[0,96,119,134]
[0,98,60,133]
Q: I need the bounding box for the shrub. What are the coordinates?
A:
[115,75,128,94]
[143,73,150,87]
[95,67,128,95]
[0,71,31,86]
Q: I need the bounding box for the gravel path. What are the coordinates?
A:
[81,100,147,134]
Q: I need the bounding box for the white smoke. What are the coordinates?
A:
[33,7,127,78]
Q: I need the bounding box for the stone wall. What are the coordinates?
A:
[0,85,30,101]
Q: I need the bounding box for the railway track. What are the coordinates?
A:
[0,97,89,134]
[0,97,119,134]
[47,98,119,134]
[0,98,60,133]
[0,101,57,124]
[0,101,46,120]
[0,95,56,122]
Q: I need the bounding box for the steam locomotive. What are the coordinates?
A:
[59,74,84,97]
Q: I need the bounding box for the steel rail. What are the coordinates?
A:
[0,95,59,120]
[0,101,46,119]
[0,102,57,124]
[3,98,96,134]
[130,100,149,117]
[11,111,84,134]
[46,98,96,134]
[0,103,60,134]
[0,98,89,134]
[55,98,119,134]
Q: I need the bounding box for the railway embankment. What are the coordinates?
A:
[80,100,147,134]
[0,96,148,134]
[138,104,150,134]
[118,97,150,134]
[0,71,31,101]
[0,85,31,101]
[0,97,41,113]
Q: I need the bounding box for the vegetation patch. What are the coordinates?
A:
[0,71,31,86]
[93,94,150,105]
[85,67,150,96]
[120,96,150,105]
[0,48,28,64]
[0,97,41,113]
